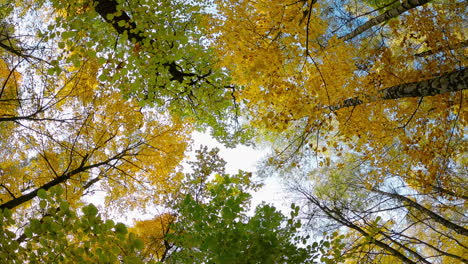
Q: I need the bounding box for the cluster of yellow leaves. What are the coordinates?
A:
[417,226,468,262]
[0,57,23,204]
[0,53,192,212]
[213,0,466,193]
[0,58,21,120]
[213,0,362,137]
[55,58,100,108]
[51,0,94,17]
[213,0,333,130]
[130,213,176,261]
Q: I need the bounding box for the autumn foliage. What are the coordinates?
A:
[211,0,466,262]
[213,0,466,192]
[1,0,467,263]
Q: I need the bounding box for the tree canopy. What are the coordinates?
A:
[131,147,345,263]
[1,0,466,263]
[208,0,466,262]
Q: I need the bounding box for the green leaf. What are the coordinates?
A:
[97,57,107,65]
[132,239,144,250]
[82,204,98,217]
[50,185,64,196]
[98,74,108,82]
[30,219,41,233]
[24,228,33,238]
[2,208,12,218]
[115,223,127,234]
[39,200,47,209]
[105,219,115,229]
[37,189,47,199]
[117,20,127,27]
[47,67,55,76]
[59,201,69,211]
[61,31,75,39]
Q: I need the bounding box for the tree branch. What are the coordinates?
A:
[340,0,433,41]
[415,39,468,57]
[0,184,16,199]
[372,188,468,236]
[0,151,132,210]
[307,196,419,263]
[0,37,50,63]
[430,184,468,200]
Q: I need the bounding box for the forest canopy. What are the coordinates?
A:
[0,0,466,263]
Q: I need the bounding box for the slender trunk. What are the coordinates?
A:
[344,223,419,263]
[296,188,420,264]
[330,68,467,111]
[415,40,468,57]
[431,185,468,200]
[340,0,433,41]
[372,188,468,236]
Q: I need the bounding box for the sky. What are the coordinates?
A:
[189,131,291,213]
[86,131,291,225]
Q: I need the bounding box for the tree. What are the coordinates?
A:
[0,1,254,262]
[2,0,466,262]
[210,0,466,262]
[291,155,467,263]
[0,52,190,213]
[212,0,466,191]
[0,149,345,264]
[4,0,245,144]
[0,186,149,263]
[0,11,194,215]
[130,213,176,262]
[131,147,346,263]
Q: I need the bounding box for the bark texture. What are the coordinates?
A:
[331,68,467,111]
[94,0,144,42]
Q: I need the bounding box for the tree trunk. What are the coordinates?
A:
[93,0,144,43]
[330,68,467,111]
[340,0,433,41]
[372,188,468,236]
